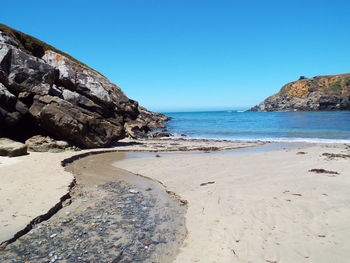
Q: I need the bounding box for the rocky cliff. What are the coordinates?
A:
[0,24,169,148]
[250,74,350,111]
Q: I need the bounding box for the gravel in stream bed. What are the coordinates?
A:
[1,181,186,263]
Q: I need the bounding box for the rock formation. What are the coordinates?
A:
[25,135,71,153]
[0,24,169,148]
[0,138,27,157]
[250,74,350,111]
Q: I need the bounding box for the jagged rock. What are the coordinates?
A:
[42,50,132,107]
[25,135,70,152]
[151,132,173,138]
[133,106,170,131]
[29,95,125,148]
[0,44,57,93]
[0,31,18,47]
[124,107,170,138]
[0,82,28,126]
[0,138,27,157]
[0,24,169,147]
[250,74,350,111]
[124,121,149,139]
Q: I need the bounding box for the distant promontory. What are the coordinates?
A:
[250,73,350,111]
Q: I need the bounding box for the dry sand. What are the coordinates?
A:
[116,143,350,263]
[0,138,259,246]
[1,139,349,263]
[0,151,74,244]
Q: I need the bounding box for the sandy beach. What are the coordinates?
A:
[0,151,74,244]
[2,7,350,263]
[116,142,350,263]
[1,139,350,262]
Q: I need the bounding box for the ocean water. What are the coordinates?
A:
[163,111,350,143]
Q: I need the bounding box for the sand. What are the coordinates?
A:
[1,139,349,262]
[1,152,187,262]
[116,143,350,263]
[0,138,258,246]
[0,151,74,244]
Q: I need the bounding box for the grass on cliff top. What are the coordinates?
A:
[0,24,103,76]
[325,80,342,95]
[325,79,350,95]
[279,74,350,95]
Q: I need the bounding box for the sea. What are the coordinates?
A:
[163,110,350,143]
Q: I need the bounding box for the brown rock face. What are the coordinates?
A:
[0,24,168,147]
[250,74,350,111]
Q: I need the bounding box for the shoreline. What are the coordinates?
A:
[115,141,350,262]
[1,138,349,262]
[164,135,350,144]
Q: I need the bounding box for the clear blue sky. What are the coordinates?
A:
[2,0,350,111]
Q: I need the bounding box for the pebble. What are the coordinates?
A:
[129,189,139,194]
[143,239,152,246]
[50,255,58,262]
[1,180,186,263]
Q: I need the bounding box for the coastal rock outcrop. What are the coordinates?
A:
[0,24,168,147]
[124,106,171,138]
[250,74,350,111]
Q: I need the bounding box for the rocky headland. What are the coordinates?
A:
[250,73,350,111]
[0,24,168,148]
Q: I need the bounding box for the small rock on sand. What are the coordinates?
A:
[129,189,139,194]
[0,138,27,157]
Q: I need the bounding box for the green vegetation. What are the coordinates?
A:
[345,78,350,87]
[0,24,103,76]
[325,80,342,94]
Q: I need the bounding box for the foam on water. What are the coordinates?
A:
[164,110,350,143]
